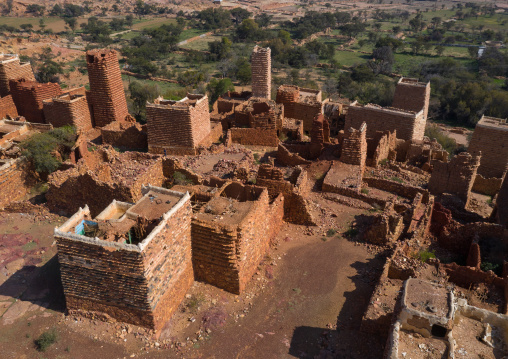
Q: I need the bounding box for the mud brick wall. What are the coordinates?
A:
[192,188,283,294]
[472,174,503,196]
[147,95,211,151]
[0,95,18,119]
[428,152,481,206]
[249,102,276,129]
[86,49,129,127]
[142,200,193,330]
[468,122,508,179]
[10,79,63,123]
[0,158,35,208]
[101,121,147,150]
[216,91,252,114]
[43,94,92,132]
[341,123,367,169]
[57,237,153,327]
[392,79,430,120]
[276,144,312,167]
[256,164,315,225]
[367,130,397,167]
[251,46,271,99]
[364,177,430,203]
[494,174,508,229]
[230,128,278,147]
[47,155,164,217]
[345,104,425,141]
[0,57,35,97]
[285,101,323,133]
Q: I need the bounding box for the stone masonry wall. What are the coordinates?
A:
[0,57,35,97]
[468,120,508,178]
[0,158,35,208]
[230,128,278,147]
[341,122,367,170]
[10,79,63,123]
[494,174,508,229]
[251,46,271,99]
[428,152,481,206]
[101,121,147,150]
[392,78,430,120]
[192,188,283,294]
[142,200,193,330]
[0,95,18,119]
[43,93,92,132]
[147,95,211,152]
[345,104,424,141]
[86,49,129,127]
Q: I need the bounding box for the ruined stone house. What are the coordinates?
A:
[0,54,35,97]
[46,147,165,217]
[468,115,508,179]
[428,152,481,207]
[42,88,92,132]
[146,94,211,155]
[86,49,129,127]
[392,77,430,120]
[276,85,323,133]
[9,79,63,123]
[0,94,18,119]
[55,186,193,330]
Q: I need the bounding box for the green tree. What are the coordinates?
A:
[64,17,77,32]
[236,19,259,41]
[236,59,251,85]
[206,78,235,106]
[128,81,161,122]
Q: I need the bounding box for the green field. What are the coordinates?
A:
[131,17,177,30]
[0,16,88,32]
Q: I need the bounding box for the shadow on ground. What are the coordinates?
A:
[0,256,65,313]
[289,256,387,359]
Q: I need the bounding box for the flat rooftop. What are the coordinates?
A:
[477,116,508,131]
[403,279,452,319]
[129,190,182,221]
[196,196,253,226]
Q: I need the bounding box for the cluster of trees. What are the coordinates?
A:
[122,23,183,75]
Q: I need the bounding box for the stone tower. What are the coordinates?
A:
[86,49,129,127]
[251,46,271,99]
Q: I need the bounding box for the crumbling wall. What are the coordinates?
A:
[215,91,252,114]
[493,174,508,229]
[392,78,430,120]
[276,144,311,166]
[251,46,271,99]
[0,158,35,208]
[276,85,323,132]
[43,92,92,132]
[86,49,129,127]
[468,116,508,178]
[0,95,18,119]
[340,122,367,170]
[256,164,316,225]
[47,151,164,217]
[0,56,35,97]
[345,103,425,141]
[101,121,147,150]
[366,130,397,167]
[472,174,503,196]
[428,152,481,207]
[10,79,63,123]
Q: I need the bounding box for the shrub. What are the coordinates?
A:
[424,125,457,156]
[418,250,436,263]
[390,176,404,184]
[20,126,76,174]
[173,172,192,185]
[35,329,58,352]
[344,227,359,239]
[326,229,336,237]
[361,188,369,194]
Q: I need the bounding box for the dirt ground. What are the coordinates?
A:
[0,194,386,358]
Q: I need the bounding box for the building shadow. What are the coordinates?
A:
[289,256,386,359]
[0,255,65,312]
